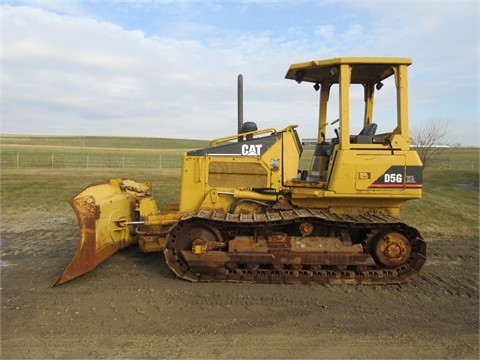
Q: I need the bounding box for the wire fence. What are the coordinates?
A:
[1,150,478,171]
[1,150,183,169]
[428,159,479,171]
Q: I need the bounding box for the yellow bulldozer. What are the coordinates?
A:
[54,57,426,286]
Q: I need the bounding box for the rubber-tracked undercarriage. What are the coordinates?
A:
[54,57,426,286]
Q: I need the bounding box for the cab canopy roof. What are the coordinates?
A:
[285,57,412,85]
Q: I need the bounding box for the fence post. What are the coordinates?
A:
[16,152,20,168]
[159,154,162,169]
[122,154,125,169]
[86,154,89,168]
[51,153,54,168]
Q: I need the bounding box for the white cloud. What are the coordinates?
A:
[2,5,237,138]
[313,24,334,40]
[16,0,86,16]
[341,24,363,43]
[1,1,478,146]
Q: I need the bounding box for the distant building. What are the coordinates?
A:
[302,138,318,145]
[411,144,451,148]
[302,140,453,147]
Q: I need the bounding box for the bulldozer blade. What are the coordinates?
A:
[53,179,151,286]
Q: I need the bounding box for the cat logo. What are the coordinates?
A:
[241,144,263,156]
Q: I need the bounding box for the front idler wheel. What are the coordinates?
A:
[165,222,224,281]
[176,223,223,260]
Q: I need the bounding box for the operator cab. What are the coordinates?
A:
[285,57,413,183]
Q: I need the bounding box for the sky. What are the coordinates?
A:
[1,0,479,146]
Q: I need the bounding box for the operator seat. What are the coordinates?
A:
[351,122,378,144]
[359,123,378,136]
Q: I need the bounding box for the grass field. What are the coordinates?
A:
[1,135,478,240]
[0,135,210,169]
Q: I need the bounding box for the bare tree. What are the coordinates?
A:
[410,120,451,166]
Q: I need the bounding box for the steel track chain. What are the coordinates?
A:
[164,209,427,285]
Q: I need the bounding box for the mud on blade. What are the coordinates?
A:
[52,179,151,286]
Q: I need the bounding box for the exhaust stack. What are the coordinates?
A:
[237,74,243,133]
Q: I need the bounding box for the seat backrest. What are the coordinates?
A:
[359,123,378,136]
[314,141,334,156]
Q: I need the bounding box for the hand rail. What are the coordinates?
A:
[210,128,277,147]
